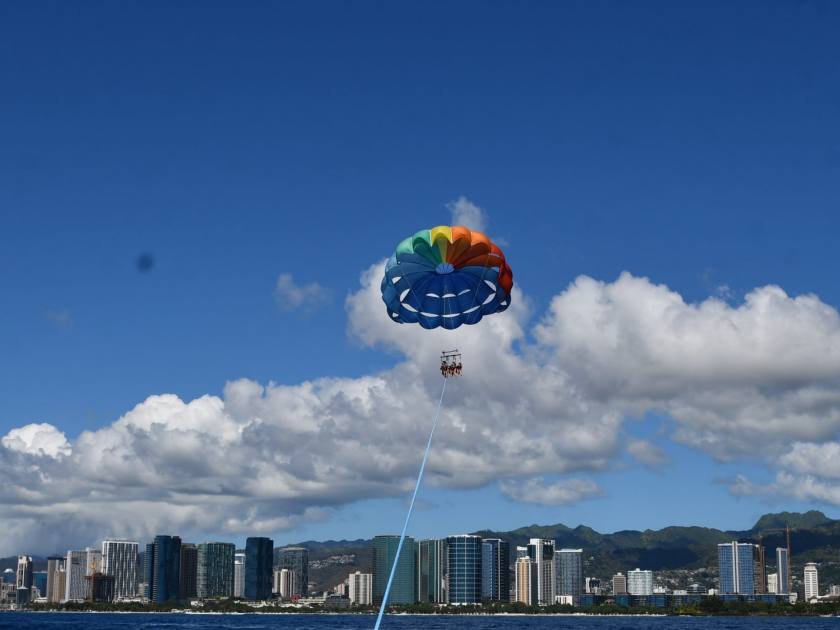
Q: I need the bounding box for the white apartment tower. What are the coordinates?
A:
[804,563,819,601]
[767,572,778,594]
[347,571,372,605]
[234,552,245,598]
[64,550,89,602]
[101,540,139,600]
[627,568,653,596]
[273,568,298,600]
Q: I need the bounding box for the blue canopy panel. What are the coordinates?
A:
[381,261,510,329]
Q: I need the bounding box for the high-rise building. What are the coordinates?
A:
[144,543,155,600]
[15,585,31,605]
[151,535,182,603]
[274,568,297,599]
[244,537,273,601]
[767,572,778,594]
[234,552,245,598]
[526,539,555,605]
[85,548,102,575]
[776,547,791,595]
[348,571,373,605]
[481,539,510,602]
[612,572,627,595]
[514,557,538,605]
[135,549,144,598]
[101,540,139,601]
[179,543,198,599]
[417,539,447,603]
[373,535,416,605]
[275,547,309,597]
[627,569,653,596]
[46,557,66,603]
[446,535,482,605]
[0,581,14,605]
[717,542,755,595]
[16,556,33,592]
[32,571,47,598]
[585,577,601,595]
[804,563,819,601]
[197,542,235,599]
[85,572,115,603]
[65,550,90,602]
[555,549,583,605]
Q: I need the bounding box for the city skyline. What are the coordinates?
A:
[3,1,840,557]
[3,525,829,609]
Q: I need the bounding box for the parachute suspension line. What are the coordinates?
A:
[373,377,448,630]
[441,265,461,377]
[457,247,496,359]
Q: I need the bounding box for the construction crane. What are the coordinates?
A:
[755,526,792,595]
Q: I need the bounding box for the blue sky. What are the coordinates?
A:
[2,1,840,552]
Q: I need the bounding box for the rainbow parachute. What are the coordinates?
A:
[381,225,513,329]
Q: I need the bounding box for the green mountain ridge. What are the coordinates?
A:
[752,510,832,532]
[301,511,840,590]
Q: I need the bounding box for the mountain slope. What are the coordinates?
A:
[300,511,840,590]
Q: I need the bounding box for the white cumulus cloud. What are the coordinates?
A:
[730,471,840,506]
[274,273,331,312]
[499,477,603,506]
[535,272,840,459]
[447,196,487,232]
[2,423,71,458]
[4,267,840,553]
[780,442,840,479]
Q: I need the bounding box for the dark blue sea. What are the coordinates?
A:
[0,614,838,629]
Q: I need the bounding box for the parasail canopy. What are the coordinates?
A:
[380,225,513,329]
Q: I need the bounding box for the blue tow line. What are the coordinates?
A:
[373,377,448,630]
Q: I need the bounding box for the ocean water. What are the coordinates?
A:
[0,614,837,630]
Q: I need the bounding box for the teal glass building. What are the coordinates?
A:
[417,539,447,603]
[373,535,416,605]
[197,542,235,599]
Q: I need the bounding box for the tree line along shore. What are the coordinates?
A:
[8,598,840,616]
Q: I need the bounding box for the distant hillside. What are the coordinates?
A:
[753,510,833,532]
[297,511,840,591]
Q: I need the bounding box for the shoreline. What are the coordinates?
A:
[4,610,838,618]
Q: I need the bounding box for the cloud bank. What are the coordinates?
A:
[4,268,840,554]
